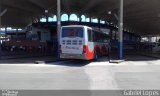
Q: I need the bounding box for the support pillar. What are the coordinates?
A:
[46,16,49,22]
[98,19,101,29]
[5,27,7,39]
[118,0,123,60]
[90,18,92,23]
[79,15,82,23]
[57,0,61,58]
[16,29,18,40]
[68,14,70,21]
[109,25,113,40]
[0,0,1,44]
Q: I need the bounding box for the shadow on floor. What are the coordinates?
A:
[46,56,110,67]
[0,50,159,65]
[0,55,58,64]
[109,50,160,61]
[125,54,159,61]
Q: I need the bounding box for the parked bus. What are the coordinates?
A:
[60,25,109,60]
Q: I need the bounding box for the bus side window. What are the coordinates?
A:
[88,29,93,42]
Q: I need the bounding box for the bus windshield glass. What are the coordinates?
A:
[62,27,83,38]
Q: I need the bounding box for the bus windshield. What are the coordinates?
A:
[62,27,83,38]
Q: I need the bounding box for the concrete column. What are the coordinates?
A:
[118,0,124,60]
[98,19,101,29]
[0,0,2,58]
[38,17,41,22]
[68,14,70,21]
[109,25,113,40]
[37,17,40,22]
[16,29,18,40]
[79,15,82,22]
[46,16,49,22]
[57,0,61,58]
[90,17,92,23]
[5,27,7,38]
[156,36,158,42]
[0,0,1,28]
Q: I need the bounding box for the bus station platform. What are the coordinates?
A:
[0,55,160,90]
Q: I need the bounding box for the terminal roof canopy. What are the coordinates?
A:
[1,0,160,35]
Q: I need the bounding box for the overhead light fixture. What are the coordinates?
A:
[45,10,48,13]
[108,11,112,15]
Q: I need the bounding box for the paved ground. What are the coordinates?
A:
[0,55,160,90]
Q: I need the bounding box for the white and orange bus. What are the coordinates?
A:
[60,25,109,60]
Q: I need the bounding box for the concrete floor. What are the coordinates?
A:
[0,55,160,90]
